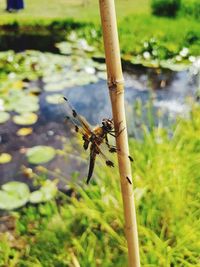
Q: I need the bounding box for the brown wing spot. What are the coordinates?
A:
[72,109,77,118]
[83,139,89,150]
[126,176,132,184]
[75,125,79,132]
[128,156,134,162]
[106,160,114,167]
[109,147,117,153]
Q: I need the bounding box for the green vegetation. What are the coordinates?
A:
[151,0,181,17]
[119,15,200,58]
[0,104,200,266]
[0,1,200,266]
[0,0,149,23]
[181,0,200,20]
[0,0,199,62]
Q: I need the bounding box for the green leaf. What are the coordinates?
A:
[30,181,58,203]
[44,83,65,92]
[2,181,30,198]
[13,113,38,125]
[0,182,30,210]
[0,191,17,210]
[26,146,56,164]
[29,190,44,203]
[45,94,63,104]
[0,111,10,124]
[0,153,12,164]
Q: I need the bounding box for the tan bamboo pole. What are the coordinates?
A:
[99,1,140,266]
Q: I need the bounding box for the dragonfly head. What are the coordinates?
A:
[102,118,114,131]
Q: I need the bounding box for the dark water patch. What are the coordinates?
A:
[0,33,60,53]
[0,20,90,52]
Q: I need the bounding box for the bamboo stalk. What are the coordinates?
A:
[98,1,140,266]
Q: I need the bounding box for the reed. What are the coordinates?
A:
[99,1,140,266]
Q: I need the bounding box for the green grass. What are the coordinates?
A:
[119,14,200,56]
[1,104,200,266]
[0,0,199,59]
[0,0,150,24]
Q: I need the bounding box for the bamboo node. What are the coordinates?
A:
[108,78,124,93]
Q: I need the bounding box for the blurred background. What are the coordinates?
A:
[0,1,200,266]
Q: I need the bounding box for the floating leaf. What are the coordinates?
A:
[13,113,38,125]
[43,74,64,84]
[55,42,73,55]
[44,83,65,92]
[0,191,17,210]
[26,146,56,164]
[0,111,10,124]
[160,61,189,71]
[17,127,33,136]
[2,182,29,198]
[14,95,39,114]
[15,102,39,114]
[45,94,63,104]
[30,180,57,203]
[0,153,12,164]
[29,190,44,204]
[3,90,39,113]
[0,182,30,210]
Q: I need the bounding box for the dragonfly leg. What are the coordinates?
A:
[105,134,118,153]
[108,125,126,138]
[107,132,134,162]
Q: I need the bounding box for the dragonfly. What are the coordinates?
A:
[62,97,133,184]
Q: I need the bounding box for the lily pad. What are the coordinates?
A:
[14,95,39,114]
[29,190,44,203]
[17,127,33,136]
[13,113,38,125]
[43,74,64,84]
[15,102,39,114]
[45,94,63,104]
[0,182,30,210]
[3,90,39,114]
[26,146,56,164]
[55,42,73,55]
[160,61,189,71]
[44,83,65,92]
[0,153,12,164]
[0,111,10,124]
[30,180,58,203]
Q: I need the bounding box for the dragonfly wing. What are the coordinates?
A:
[62,97,92,135]
[94,141,115,168]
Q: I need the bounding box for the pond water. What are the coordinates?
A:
[0,48,199,188]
